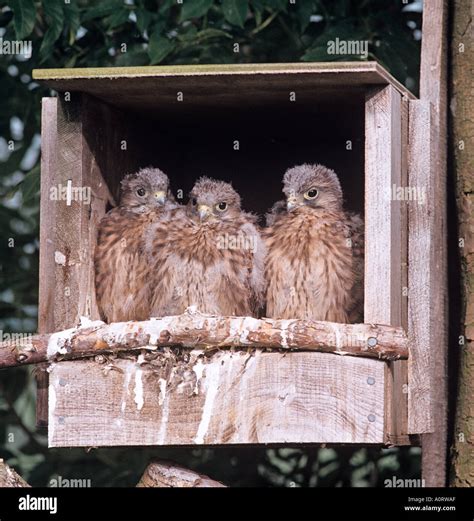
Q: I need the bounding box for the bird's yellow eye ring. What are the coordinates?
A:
[304,188,318,200]
[216,202,228,212]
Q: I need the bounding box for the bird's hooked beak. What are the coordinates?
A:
[154,190,166,205]
[197,204,212,220]
[287,195,299,211]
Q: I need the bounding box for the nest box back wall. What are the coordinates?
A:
[121,94,365,217]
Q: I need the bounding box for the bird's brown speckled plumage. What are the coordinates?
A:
[94,167,177,322]
[264,164,364,323]
[148,177,266,317]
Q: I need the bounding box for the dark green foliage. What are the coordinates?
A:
[0,0,421,486]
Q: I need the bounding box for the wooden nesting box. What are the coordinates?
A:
[33,62,436,448]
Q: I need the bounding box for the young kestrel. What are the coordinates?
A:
[148,177,266,317]
[265,164,364,323]
[94,167,176,323]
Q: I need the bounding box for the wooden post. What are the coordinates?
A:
[418,0,449,486]
[365,85,409,445]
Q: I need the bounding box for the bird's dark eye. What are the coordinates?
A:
[216,202,227,212]
[136,188,146,197]
[191,197,197,206]
[304,188,318,200]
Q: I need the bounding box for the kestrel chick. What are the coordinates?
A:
[94,166,176,323]
[149,177,266,317]
[265,164,364,323]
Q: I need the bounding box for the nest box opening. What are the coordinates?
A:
[103,89,366,217]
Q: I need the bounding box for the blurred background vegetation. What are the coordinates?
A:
[0,0,422,487]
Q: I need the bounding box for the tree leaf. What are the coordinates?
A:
[81,0,119,22]
[301,45,331,61]
[63,2,80,45]
[179,0,214,22]
[222,0,248,28]
[196,28,233,40]
[148,31,175,64]
[135,9,151,34]
[177,25,198,42]
[10,0,36,40]
[39,0,65,61]
[261,0,287,11]
[19,164,40,205]
[296,0,314,32]
[105,8,130,29]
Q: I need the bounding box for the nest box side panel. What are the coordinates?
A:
[39,97,58,335]
[365,85,410,445]
[41,92,143,428]
[52,92,142,329]
[407,100,436,434]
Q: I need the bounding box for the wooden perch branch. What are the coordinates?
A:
[0,459,30,487]
[0,308,408,369]
[137,460,226,487]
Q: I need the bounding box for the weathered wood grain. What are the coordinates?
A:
[32,62,415,95]
[407,100,435,434]
[39,93,143,426]
[365,85,410,444]
[418,0,449,486]
[365,85,403,325]
[54,93,87,329]
[53,93,142,331]
[48,352,386,447]
[37,97,58,427]
[39,97,58,334]
[386,94,410,446]
[137,460,226,487]
[0,312,409,369]
[0,459,30,488]
[32,62,414,117]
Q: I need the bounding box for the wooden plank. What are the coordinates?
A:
[39,93,141,426]
[37,97,58,428]
[54,92,88,329]
[39,97,58,334]
[53,93,141,330]
[388,95,410,446]
[31,63,414,117]
[407,100,434,434]
[48,352,386,447]
[32,61,415,99]
[418,0,448,487]
[364,85,403,325]
[365,85,410,444]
